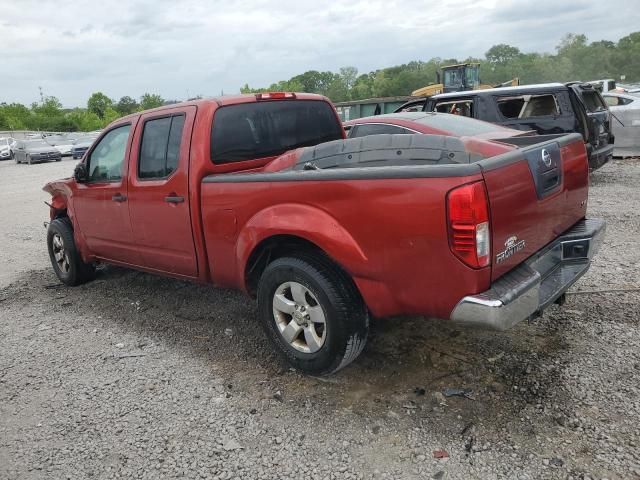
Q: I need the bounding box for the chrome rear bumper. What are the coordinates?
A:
[450,218,606,330]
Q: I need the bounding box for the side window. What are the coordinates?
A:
[88,124,131,182]
[604,96,619,107]
[139,114,185,179]
[397,101,426,113]
[435,101,473,117]
[497,94,559,119]
[581,91,607,112]
[350,124,411,138]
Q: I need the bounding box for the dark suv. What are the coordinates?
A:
[396,82,614,170]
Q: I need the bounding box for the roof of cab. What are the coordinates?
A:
[115,92,329,123]
[431,83,567,100]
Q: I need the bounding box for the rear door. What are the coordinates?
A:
[479,135,590,280]
[127,106,198,277]
[569,85,612,152]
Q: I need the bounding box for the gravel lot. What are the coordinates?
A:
[1,157,639,480]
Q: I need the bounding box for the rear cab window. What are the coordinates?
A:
[210,100,343,164]
[348,124,413,138]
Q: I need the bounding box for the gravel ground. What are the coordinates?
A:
[0,157,639,480]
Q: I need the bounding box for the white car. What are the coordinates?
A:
[44,135,74,156]
[0,137,16,161]
[603,92,640,157]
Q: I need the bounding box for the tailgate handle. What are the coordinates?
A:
[111,193,127,202]
[165,194,184,204]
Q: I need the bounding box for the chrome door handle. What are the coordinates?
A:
[165,195,184,204]
[112,193,127,202]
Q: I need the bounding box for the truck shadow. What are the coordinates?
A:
[6,265,575,434]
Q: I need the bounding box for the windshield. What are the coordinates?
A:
[443,68,463,88]
[415,113,510,136]
[210,100,343,164]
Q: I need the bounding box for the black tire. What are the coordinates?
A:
[257,254,368,375]
[47,217,96,286]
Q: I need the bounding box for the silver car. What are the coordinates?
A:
[13,140,62,164]
[603,92,640,157]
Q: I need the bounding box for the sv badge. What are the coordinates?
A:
[496,236,526,264]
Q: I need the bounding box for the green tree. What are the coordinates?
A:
[485,44,522,65]
[66,109,103,131]
[87,92,113,119]
[115,96,139,115]
[140,93,164,110]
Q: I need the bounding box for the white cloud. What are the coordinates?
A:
[1,0,638,106]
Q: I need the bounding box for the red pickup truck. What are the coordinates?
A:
[43,93,605,375]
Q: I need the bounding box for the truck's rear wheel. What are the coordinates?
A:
[47,218,96,286]
[257,254,368,375]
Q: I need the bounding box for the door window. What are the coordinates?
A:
[138,114,185,179]
[496,94,559,119]
[87,124,131,182]
[581,91,607,112]
[349,124,412,138]
[435,100,474,117]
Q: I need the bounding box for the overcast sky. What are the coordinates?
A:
[2,0,639,107]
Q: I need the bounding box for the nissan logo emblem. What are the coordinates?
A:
[541,149,552,167]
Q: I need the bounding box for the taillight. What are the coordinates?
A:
[255,92,296,100]
[447,181,491,268]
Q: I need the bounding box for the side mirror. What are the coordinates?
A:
[74,163,88,183]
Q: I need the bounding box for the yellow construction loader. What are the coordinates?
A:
[412,63,518,97]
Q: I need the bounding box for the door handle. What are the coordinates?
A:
[165,195,184,204]
[112,193,127,202]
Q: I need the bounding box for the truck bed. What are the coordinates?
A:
[200,133,589,320]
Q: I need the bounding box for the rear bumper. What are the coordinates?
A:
[450,218,606,330]
[588,144,613,170]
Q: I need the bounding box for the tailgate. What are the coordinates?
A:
[480,133,589,281]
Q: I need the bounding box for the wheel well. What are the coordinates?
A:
[245,235,330,296]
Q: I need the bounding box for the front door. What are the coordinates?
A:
[73,122,142,266]
[127,106,198,277]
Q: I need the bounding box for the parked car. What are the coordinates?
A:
[398,83,614,170]
[588,79,617,93]
[43,93,604,375]
[71,134,100,159]
[14,140,62,164]
[343,112,533,142]
[603,92,640,157]
[44,135,74,156]
[0,137,16,160]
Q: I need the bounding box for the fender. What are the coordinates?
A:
[236,203,369,286]
[42,179,92,263]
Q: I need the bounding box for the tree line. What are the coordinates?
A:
[2,31,638,132]
[242,32,640,102]
[0,92,166,132]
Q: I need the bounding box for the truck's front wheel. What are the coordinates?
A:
[47,218,96,286]
[257,255,368,375]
